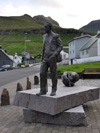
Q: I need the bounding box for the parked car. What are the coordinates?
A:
[0,65,14,71]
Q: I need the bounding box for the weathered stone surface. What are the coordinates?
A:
[16,82,23,92]
[34,75,39,85]
[23,105,88,126]
[1,88,10,106]
[13,85,99,115]
[26,77,31,90]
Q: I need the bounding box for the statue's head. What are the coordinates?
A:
[44,22,52,33]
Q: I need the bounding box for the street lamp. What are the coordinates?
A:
[24,33,27,65]
[24,33,27,55]
[24,33,31,65]
[24,33,31,54]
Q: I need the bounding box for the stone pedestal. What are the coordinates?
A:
[13,85,99,126]
[26,77,31,90]
[16,82,23,92]
[1,88,10,106]
[34,75,39,85]
[13,85,99,115]
[23,105,88,126]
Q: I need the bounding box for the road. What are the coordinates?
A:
[0,65,40,86]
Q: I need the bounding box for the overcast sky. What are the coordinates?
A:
[0,0,100,29]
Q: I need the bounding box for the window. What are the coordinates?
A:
[73,50,74,53]
[70,51,71,54]
[82,51,84,55]
[86,49,88,54]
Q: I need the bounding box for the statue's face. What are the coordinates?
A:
[44,24,51,33]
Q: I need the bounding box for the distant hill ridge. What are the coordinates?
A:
[33,15,59,27]
[80,19,100,34]
[0,14,59,30]
[0,14,83,35]
[1,14,100,35]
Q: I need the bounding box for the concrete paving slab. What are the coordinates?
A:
[0,74,100,132]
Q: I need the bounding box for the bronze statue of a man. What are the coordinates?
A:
[36,22,63,96]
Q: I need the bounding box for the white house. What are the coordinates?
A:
[58,50,69,65]
[9,53,22,67]
[80,30,100,58]
[60,50,68,60]
[68,34,91,64]
[97,30,100,56]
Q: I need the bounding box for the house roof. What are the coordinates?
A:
[9,54,22,63]
[80,35,97,51]
[0,49,13,62]
[68,34,91,43]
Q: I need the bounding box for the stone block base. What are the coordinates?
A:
[13,85,99,115]
[23,105,88,126]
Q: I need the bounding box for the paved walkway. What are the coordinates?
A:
[0,74,100,133]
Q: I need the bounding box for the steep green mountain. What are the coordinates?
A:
[0,14,84,56]
[79,19,100,34]
[33,15,59,27]
[0,14,59,30]
[0,32,81,56]
[0,14,41,30]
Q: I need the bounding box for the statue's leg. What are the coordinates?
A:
[49,57,57,96]
[40,61,48,94]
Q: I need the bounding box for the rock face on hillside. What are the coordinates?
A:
[33,15,59,27]
[0,27,82,35]
[79,19,100,34]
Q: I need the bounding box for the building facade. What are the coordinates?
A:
[80,33,100,58]
[0,48,13,68]
[68,35,91,64]
[97,30,100,56]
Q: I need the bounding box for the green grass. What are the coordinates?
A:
[0,32,43,43]
[0,16,43,30]
[0,15,60,30]
[0,32,81,56]
[57,62,100,73]
[60,33,80,46]
[1,42,43,56]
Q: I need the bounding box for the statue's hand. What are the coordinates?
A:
[49,54,56,61]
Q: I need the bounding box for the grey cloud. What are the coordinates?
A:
[25,0,63,8]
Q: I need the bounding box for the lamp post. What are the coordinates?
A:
[24,33,31,66]
[24,33,27,55]
[24,33,27,65]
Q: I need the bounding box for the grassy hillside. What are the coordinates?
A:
[0,32,81,56]
[0,14,59,30]
[0,15,42,30]
[79,19,100,34]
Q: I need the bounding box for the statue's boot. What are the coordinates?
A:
[50,89,56,96]
[36,91,46,96]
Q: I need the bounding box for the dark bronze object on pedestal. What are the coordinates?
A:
[36,22,63,96]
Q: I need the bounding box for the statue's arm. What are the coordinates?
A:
[53,36,63,56]
[41,35,46,61]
